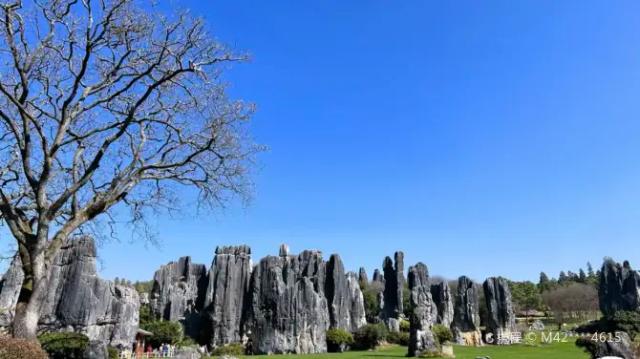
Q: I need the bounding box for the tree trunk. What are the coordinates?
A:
[12,301,39,339]
[12,252,47,340]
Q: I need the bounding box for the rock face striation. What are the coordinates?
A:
[248,250,330,354]
[381,251,404,332]
[203,245,252,347]
[483,277,516,344]
[599,259,640,316]
[150,256,208,339]
[0,256,22,328]
[324,254,366,332]
[407,263,437,357]
[451,276,482,346]
[430,281,454,328]
[0,237,139,348]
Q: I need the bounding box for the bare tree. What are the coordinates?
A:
[0,0,260,338]
[542,283,599,330]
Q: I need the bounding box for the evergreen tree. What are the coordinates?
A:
[579,269,586,283]
[559,271,568,284]
[587,262,595,277]
[539,272,550,292]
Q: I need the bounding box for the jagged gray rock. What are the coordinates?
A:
[248,250,329,354]
[150,256,208,340]
[407,263,437,357]
[430,281,454,327]
[452,276,482,346]
[324,254,366,332]
[372,268,384,285]
[381,251,404,331]
[577,331,635,359]
[358,267,368,285]
[0,256,23,328]
[599,259,640,316]
[483,277,516,344]
[204,245,252,347]
[0,237,139,348]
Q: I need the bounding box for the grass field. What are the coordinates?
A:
[238,341,589,359]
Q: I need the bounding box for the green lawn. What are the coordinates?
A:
[237,342,588,359]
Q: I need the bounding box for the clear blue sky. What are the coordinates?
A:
[9,1,640,283]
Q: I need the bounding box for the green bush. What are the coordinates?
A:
[0,336,48,359]
[142,320,183,348]
[139,304,155,327]
[362,286,382,323]
[210,342,245,356]
[178,336,197,347]
[575,310,640,340]
[38,332,89,359]
[399,319,410,332]
[432,324,453,345]
[108,346,119,359]
[326,328,354,352]
[353,323,388,350]
[387,331,409,346]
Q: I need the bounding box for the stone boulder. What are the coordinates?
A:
[451,276,482,346]
[248,250,329,354]
[430,281,454,328]
[324,254,366,332]
[599,259,640,316]
[203,245,252,347]
[381,251,404,331]
[483,277,516,344]
[576,331,635,359]
[407,263,438,357]
[150,256,208,340]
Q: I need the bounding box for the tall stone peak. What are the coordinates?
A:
[483,277,516,344]
[599,258,640,316]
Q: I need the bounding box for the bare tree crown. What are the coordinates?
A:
[0,0,259,260]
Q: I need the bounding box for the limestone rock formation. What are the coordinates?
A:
[381,251,404,331]
[324,254,366,332]
[0,256,23,328]
[577,331,635,359]
[248,250,329,354]
[203,245,252,347]
[599,259,640,316]
[372,268,384,285]
[358,267,368,285]
[430,281,454,327]
[483,277,516,344]
[0,237,139,348]
[451,276,482,346]
[150,256,208,339]
[407,263,437,357]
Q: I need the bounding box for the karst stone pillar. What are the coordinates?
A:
[407,263,438,357]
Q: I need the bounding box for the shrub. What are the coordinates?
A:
[386,331,409,346]
[399,319,410,332]
[210,342,245,356]
[178,336,197,347]
[0,336,48,359]
[326,328,354,352]
[142,320,183,348]
[353,323,388,350]
[432,324,453,345]
[108,346,119,359]
[38,331,89,359]
[575,310,640,340]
